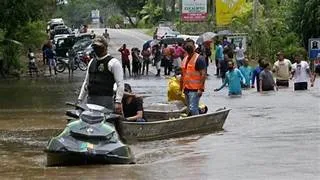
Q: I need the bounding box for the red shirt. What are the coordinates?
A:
[174,46,186,58]
[119,48,130,62]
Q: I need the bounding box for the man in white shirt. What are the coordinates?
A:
[234,42,245,68]
[291,54,313,90]
[273,51,292,87]
[78,35,124,114]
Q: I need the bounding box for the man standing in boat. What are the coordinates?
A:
[77,35,124,114]
[180,39,207,116]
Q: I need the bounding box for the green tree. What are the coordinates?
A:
[0,0,54,36]
[0,0,54,76]
[55,0,120,27]
[139,0,164,26]
[114,0,147,27]
[55,0,92,27]
[289,0,320,48]
[229,0,306,61]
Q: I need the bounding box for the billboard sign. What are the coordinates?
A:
[216,0,245,26]
[91,9,100,20]
[227,35,247,50]
[181,0,208,22]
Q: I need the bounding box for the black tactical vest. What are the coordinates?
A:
[88,56,115,96]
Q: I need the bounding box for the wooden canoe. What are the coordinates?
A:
[122,108,230,142]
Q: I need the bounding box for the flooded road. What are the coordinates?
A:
[0,29,319,179]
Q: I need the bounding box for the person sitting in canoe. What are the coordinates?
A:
[122,83,146,122]
[167,69,208,115]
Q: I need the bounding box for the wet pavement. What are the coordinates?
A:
[0,29,319,179]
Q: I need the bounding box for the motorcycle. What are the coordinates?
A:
[55,50,88,73]
[78,51,91,65]
[45,103,135,166]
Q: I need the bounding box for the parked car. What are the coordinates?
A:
[54,33,93,57]
[50,25,72,39]
[160,37,185,45]
[72,38,92,53]
[55,35,77,57]
[47,18,64,33]
[153,27,180,40]
[177,35,199,48]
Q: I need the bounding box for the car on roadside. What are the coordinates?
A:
[153,27,180,40]
[160,37,185,45]
[55,35,76,57]
[54,34,93,58]
[47,18,64,33]
[53,34,70,44]
[177,34,199,48]
[51,25,73,39]
[72,38,92,53]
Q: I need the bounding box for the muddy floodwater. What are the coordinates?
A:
[0,67,319,180]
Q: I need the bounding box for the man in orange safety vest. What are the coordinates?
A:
[180,39,207,116]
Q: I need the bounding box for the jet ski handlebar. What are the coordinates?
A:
[66,102,86,111]
[65,102,117,118]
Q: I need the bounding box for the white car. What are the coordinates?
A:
[177,34,199,48]
[154,27,180,40]
[53,34,70,44]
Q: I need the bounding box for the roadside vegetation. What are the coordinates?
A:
[230,0,319,61]
[54,0,120,28]
[0,0,55,77]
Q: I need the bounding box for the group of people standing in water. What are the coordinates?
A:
[214,50,316,96]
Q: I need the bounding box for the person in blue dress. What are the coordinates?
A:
[239,58,252,88]
[214,61,245,96]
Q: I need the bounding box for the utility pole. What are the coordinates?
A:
[212,0,216,32]
[179,0,182,33]
[253,0,258,60]
[208,0,214,32]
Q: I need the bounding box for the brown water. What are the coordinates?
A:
[0,69,319,180]
[0,28,319,179]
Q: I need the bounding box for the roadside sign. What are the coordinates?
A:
[227,35,247,50]
[216,0,245,26]
[91,9,100,19]
[181,0,208,22]
[308,38,320,60]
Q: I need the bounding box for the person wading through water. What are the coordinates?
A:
[77,35,125,140]
[214,61,245,96]
[291,54,314,90]
[180,39,207,116]
[273,51,292,88]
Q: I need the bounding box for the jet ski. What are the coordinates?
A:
[45,103,134,166]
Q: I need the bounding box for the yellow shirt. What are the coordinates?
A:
[273,59,292,80]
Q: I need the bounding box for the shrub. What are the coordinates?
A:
[108,15,124,28]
